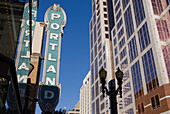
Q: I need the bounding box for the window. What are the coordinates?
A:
[98,43,102,52]
[105,34,109,38]
[124,5,134,39]
[104,20,108,24]
[90,32,93,49]
[115,57,119,65]
[94,44,97,57]
[138,22,151,52]
[117,27,124,40]
[91,64,94,85]
[99,58,102,67]
[96,98,99,114]
[131,61,144,99]
[94,25,97,43]
[115,47,118,55]
[97,16,100,24]
[0,20,5,30]
[92,102,95,114]
[114,0,118,5]
[119,37,125,50]
[116,9,122,22]
[151,0,163,15]
[115,1,120,14]
[123,70,129,82]
[156,19,170,41]
[132,0,145,27]
[124,94,132,107]
[142,48,159,93]
[97,22,101,30]
[120,47,127,61]
[91,51,93,63]
[125,108,134,114]
[95,58,98,80]
[121,58,128,69]
[104,14,107,18]
[92,86,95,100]
[151,94,160,109]
[105,27,109,31]
[113,29,116,37]
[101,103,105,111]
[128,36,138,62]
[162,46,170,79]
[119,100,123,110]
[98,36,101,44]
[138,102,144,114]
[95,81,99,97]
[97,10,100,16]
[93,13,96,24]
[103,2,106,6]
[117,18,123,31]
[123,82,131,95]
[104,8,107,12]
[98,29,101,37]
[122,0,130,10]
[92,3,96,13]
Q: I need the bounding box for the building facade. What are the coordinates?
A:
[80,71,91,114]
[0,0,25,112]
[67,101,80,114]
[90,0,114,114]
[110,0,170,114]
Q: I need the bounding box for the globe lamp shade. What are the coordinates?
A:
[99,67,107,82]
[115,67,123,81]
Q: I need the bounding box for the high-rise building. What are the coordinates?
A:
[80,71,91,114]
[89,0,114,113]
[67,101,80,114]
[110,0,170,114]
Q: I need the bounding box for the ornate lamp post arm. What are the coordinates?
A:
[99,67,123,114]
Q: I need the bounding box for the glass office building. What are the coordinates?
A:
[90,0,114,114]
[110,0,170,113]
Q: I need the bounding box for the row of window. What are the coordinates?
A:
[137,94,160,114]
[114,22,151,66]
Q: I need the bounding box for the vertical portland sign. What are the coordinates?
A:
[7,2,37,110]
[38,4,66,112]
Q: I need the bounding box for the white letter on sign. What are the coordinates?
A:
[46,77,55,85]
[21,51,30,58]
[24,40,30,47]
[48,53,56,61]
[51,23,59,30]
[51,13,60,20]
[44,90,54,99]
[50,33,58,40]
[50,43,58,50]
[26,20,35,26]
[47,65,56,73]
[18,62,29,70]
[17,75,27,83]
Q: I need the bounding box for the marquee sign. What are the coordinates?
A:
[15,2,37,84]
[7,2,37,109]
[38,4,66,112]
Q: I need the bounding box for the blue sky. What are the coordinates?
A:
[36,0,92,112]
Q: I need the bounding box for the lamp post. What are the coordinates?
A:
[99,67,123,114]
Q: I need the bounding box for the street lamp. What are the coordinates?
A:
[99,67,123,114]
